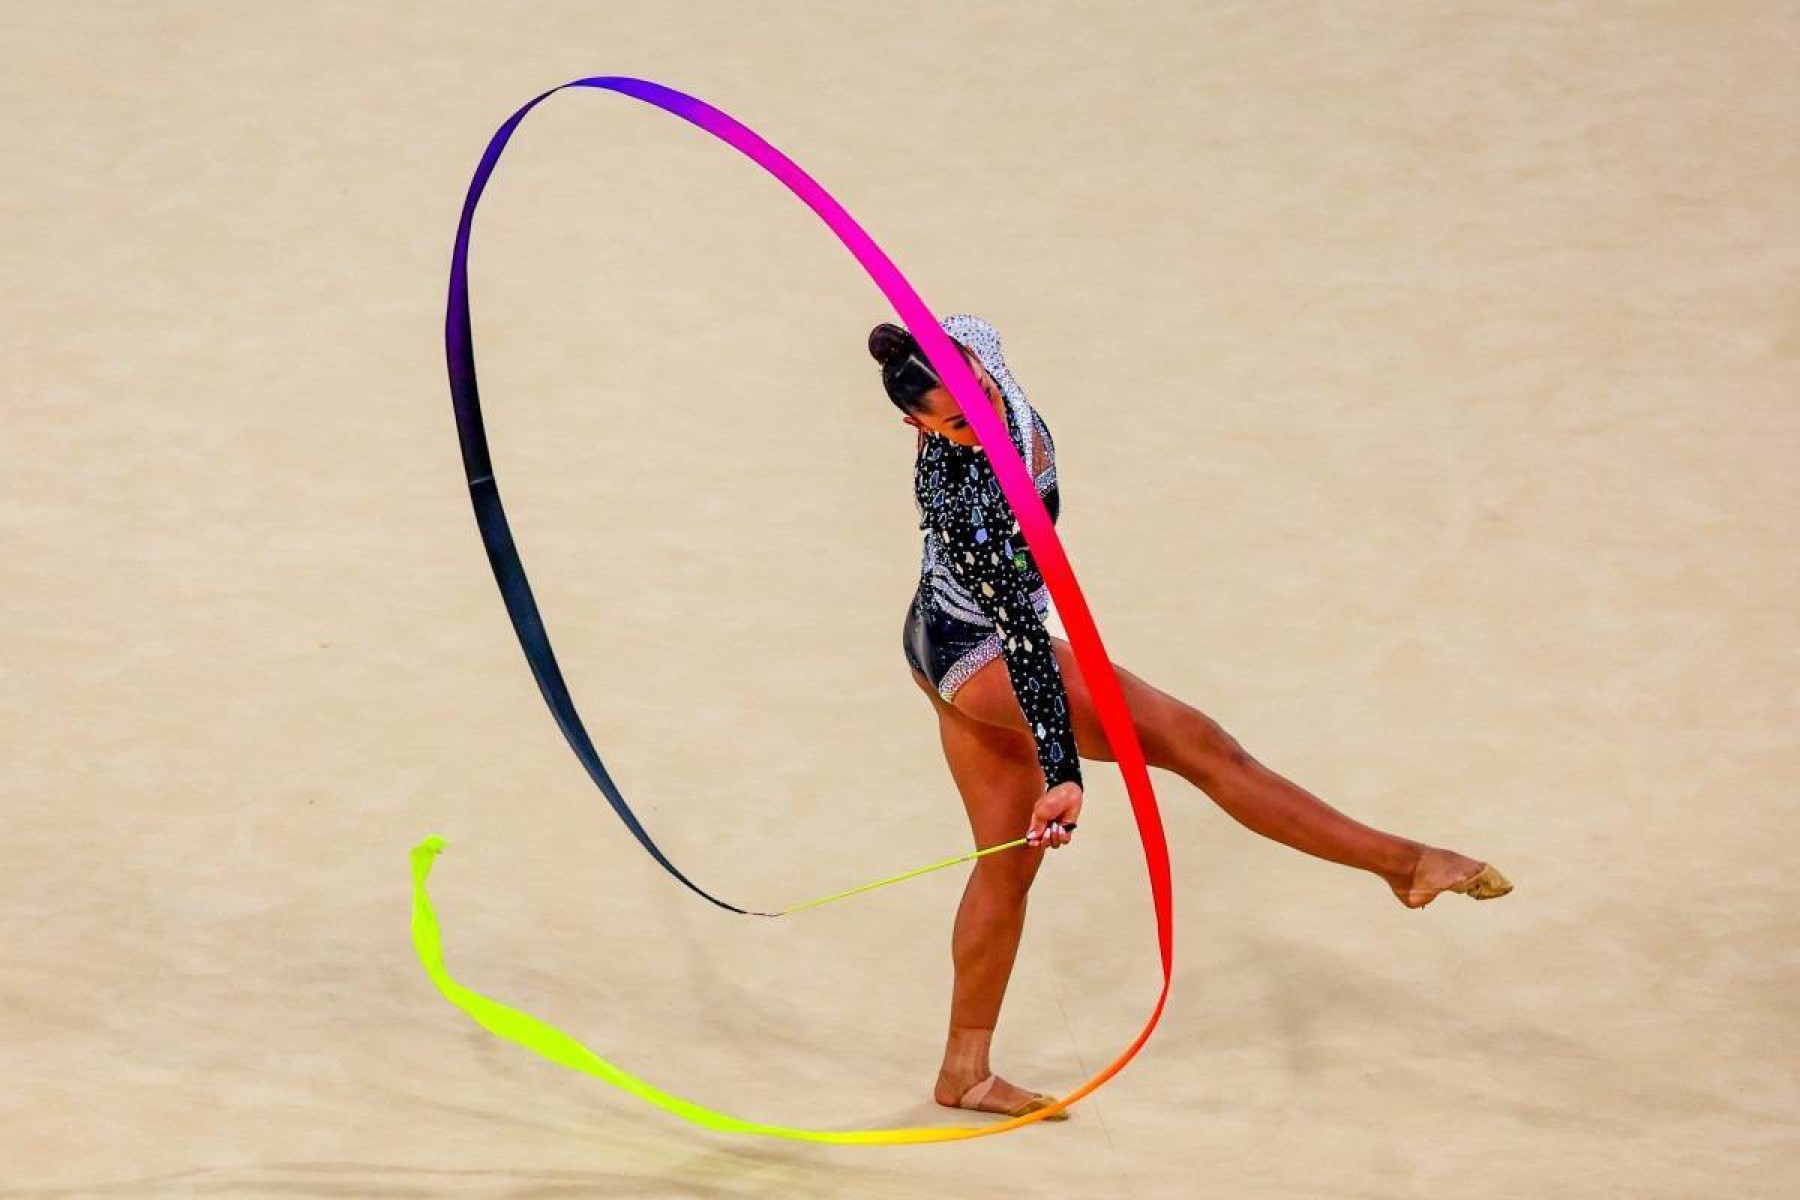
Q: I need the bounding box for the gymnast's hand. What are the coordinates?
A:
[1026,782,1083,850]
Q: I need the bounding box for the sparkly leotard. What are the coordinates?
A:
[901,313,1082,792]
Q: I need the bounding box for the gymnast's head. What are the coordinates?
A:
[868,322,1005,448]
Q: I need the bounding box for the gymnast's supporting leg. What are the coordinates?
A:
[910,667,1062,1116]
[949,641,1497,906]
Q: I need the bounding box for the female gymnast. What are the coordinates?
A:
[875,313,1512,1122]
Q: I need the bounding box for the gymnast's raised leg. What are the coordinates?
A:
[948,640,1508,907]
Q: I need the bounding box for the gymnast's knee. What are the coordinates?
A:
[1181,709,1252,788]
[972,853,1039,901]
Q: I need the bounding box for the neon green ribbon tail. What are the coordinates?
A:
[409,836,1070,1142]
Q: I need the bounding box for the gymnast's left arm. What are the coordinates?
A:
[933,469,1084,806]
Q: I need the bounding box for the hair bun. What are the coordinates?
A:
[867,323,912,367]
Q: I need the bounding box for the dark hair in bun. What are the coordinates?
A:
[868,321,974,414]
[867,323,911,367]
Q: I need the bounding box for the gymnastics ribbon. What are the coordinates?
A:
[428,75,1174,1139]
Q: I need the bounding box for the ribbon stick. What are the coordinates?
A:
[774,836,1030,916]
[431,74,1175,1135]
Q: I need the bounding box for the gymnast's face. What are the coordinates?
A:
[902,347,1006,447]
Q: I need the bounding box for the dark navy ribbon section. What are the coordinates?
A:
[445,79,758,916]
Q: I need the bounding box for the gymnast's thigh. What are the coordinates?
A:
[931,693,1044,855]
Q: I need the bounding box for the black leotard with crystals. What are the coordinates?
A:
[912,314,1082,792]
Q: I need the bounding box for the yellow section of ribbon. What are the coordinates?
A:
[408,836,1072,1142]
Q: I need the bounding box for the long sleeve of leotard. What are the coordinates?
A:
[931,458,1083,793]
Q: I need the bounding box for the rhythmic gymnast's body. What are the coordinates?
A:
[874,313,1512,1122]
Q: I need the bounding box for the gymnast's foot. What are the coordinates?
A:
[934,1066,1068,1121]
[1391,847,1513,908]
